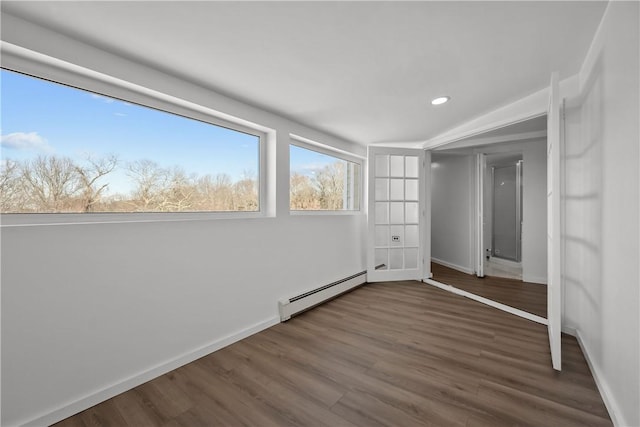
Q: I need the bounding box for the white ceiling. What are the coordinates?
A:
[1,1,606,146]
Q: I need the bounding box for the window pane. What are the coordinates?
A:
[404,248,419,269]
[290,144,361,211]
[375,202,389,224]
[390,202,404,223]
[405,179,418,201]
[375,225,389,247]
[390,179,404,200]
[0,69,260,213]
[405,156,419,178]
[390,155,404,177]
[375,178,389,201]
[390,248,403,269]
[405,202,419,223]
[375,249,388,270]
[375,154,389,177]
[405,225,419,247]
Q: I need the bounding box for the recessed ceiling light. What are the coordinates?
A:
[431,96,450,106]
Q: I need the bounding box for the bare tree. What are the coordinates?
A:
[290,172,318,210]
[233,170,258,211]
[75,154,118,212]
[21,155,81,212]
[2,156,268,213]
[313,162,344,210]
[126,159,169,211]
[158,167,196,211]
[196,173,235,211]
[0,159,26,212]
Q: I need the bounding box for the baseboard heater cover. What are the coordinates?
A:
[278,270,367,321]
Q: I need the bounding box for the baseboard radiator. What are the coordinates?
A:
[278,270,368,321]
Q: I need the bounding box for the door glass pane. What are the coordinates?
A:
[375,249,388,269]
[390,179,404,200]
[390,225,404,247]
[375,226,389,247]
[375,155,389,177]
[390,248,403,269]
[390,202,404,223]
[390,155,404,177]
[375,202,389,224]
[405,225,419,247]
[405,179,418,201]
[404,248,418,269]
[375,178,389,201]
[405,156,419,178]
[405,202,419,223]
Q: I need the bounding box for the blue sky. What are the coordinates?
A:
[1,69,339,195]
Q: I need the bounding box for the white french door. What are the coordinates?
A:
[547,72,562,371]
[367,147,426,282]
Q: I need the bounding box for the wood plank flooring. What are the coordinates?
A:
[53,281,610,427]
[431,262,548,318]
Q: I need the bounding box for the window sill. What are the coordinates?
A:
[0,211,270,227]
[289,210,363,216]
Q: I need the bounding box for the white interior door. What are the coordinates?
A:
[367,147,425,282]
[547,72,562,371]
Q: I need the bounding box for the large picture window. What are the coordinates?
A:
[0,69,260,214]
[290,142,361,211]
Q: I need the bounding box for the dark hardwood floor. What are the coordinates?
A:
[54,281,610,427]
[431,262,548,318]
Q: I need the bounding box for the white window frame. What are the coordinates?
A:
[289,133,365,216]
[0,43,273,227]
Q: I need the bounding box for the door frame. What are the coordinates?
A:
[546,72,562,371]
[475,153,486,277]
[424,74,563,371]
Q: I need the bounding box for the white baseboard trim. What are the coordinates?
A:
[424,279,548,325]
[574,329,627,427]
[431,257,475,275]
[21,316,281,427]
[522,274,548,285]
[486,257,521,268]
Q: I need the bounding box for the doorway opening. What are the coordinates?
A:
[428,115,548,322]
[485,153,523,280]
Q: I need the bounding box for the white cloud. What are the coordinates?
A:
[90,93,115,103]
[293,161,331,176]
[0,132,52,152]
[114,112,127,117]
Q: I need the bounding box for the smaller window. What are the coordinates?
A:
[290,143,361,211]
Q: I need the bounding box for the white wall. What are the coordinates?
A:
[430,154,474,273]
[0,15,367,427]
[563,2,639,426]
